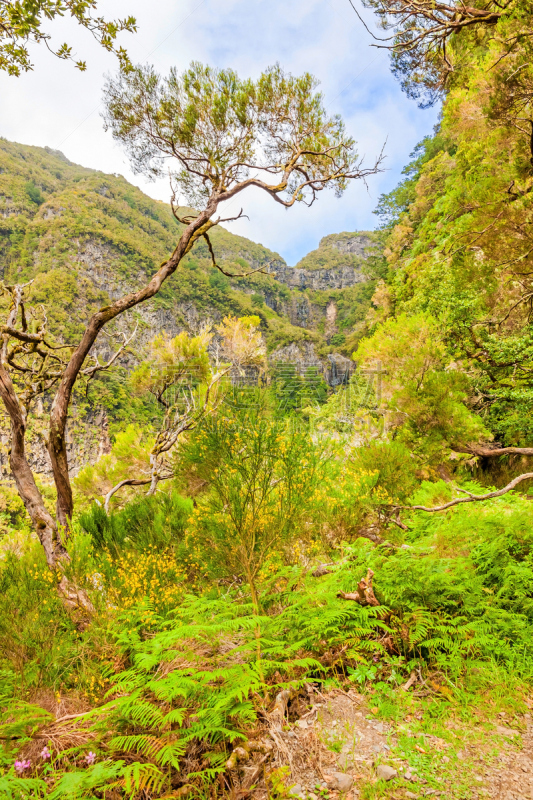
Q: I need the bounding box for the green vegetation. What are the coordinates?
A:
[2,414,533,796]
[0,0,136,76]
[295,232,376,271]
[3,4,533,795]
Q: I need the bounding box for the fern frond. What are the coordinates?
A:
[0,776,47,799]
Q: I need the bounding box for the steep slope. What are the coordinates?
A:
[0,139,378,477]
[2,141,370,336]
[0,138,376,360]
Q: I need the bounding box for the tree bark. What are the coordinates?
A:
[46,203,217,531]
[0,363,67,568]
[456,443,533,458]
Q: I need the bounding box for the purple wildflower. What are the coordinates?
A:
[40,746,51,760]
[85,751,96,765]
[14,759,31,773]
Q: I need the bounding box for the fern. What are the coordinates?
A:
[0,701,53,740]
[0,776,47,799]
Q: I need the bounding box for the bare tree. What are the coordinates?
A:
[0,61,383,601]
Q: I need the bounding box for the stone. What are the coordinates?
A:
[496,725,520,737]
[376,765,397,782]
[289,784,305,799]
[337,754,354,770]
[328,773,354,793]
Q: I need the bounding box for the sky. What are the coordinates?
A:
[0,0,440,264]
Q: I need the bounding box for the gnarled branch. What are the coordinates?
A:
[411,472,533,512]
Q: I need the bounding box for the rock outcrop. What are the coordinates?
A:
[270,263,366,291]
[0,140,377,480]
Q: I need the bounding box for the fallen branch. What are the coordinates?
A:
[103,477,153,515]
[457,444,533,458]
[411,472,533,512]
[401,671,417,692]
[337,568,379,607]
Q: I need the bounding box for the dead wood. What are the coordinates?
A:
[401,670,418,692]
[412,472,533,512]
[337,568,380,607]
[312,565,333,577]
[457,444,533,458]
[268,689,291,732]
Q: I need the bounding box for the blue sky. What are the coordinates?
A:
[0,0,440,264]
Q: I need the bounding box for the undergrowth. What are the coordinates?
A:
[1,476,532,797]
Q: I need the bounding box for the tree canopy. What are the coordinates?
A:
[356,0,532,107]
[0,0,136,75]
[103,62,382,209]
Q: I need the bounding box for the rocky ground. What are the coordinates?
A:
[232,687,533,800]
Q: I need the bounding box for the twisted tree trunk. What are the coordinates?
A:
[0,363,67,567]
[45,208,216,534]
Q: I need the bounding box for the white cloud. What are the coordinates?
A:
[0,0,439,263]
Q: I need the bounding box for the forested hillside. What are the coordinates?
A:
[0,139,374,354]
[0,139,374,479]
[0,138,373,355]
[2,4,533,799]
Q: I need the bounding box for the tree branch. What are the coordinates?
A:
[103,477,154,514]
[411,472,533,512]
[456,443,533,457]
[81,323,138,377]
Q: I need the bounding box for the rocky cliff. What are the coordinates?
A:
[0,139,377,477]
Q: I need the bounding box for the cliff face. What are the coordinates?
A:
[0,139,376,477]
[270,263,366,291]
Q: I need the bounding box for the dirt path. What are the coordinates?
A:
[269,691,533,800]
[488,716,533,800]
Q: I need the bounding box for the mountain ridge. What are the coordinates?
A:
[0,138,377,361]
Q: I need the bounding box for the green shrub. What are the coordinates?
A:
[330,333,346,346]
[353,440,418,504]
[25,181,45,205]
[79,491,192,557]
